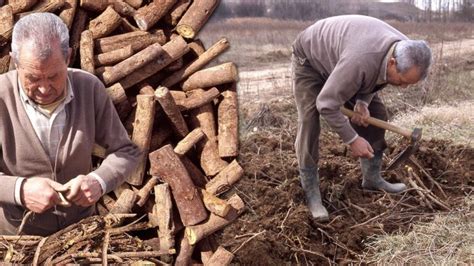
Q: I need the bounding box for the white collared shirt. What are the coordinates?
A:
[18,78,74,163]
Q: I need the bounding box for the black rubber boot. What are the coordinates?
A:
[360,151,407,193]
[299,169,329,221]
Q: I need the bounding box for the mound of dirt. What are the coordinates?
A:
[217,100,473,264]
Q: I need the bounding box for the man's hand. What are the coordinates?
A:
[351,102,370,127]
[21,177,68,213]
[64,175,103,207]
[349,137,374,158]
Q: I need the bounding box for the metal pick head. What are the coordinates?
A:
[411,127,423,143]
[386,128,423,171]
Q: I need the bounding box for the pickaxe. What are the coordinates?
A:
[341,107,422,170]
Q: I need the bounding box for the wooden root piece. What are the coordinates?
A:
[117,35,189,89]
[7,0,38,14]
[79,30,95,74]
[124,0,142,9]
[0,5,13,47]
[175,231,195,266]
[189,89,228,176]
[136,176,159,207]
[106,83,127,105]
[110,188,137,214]
[28,0,65,13]
[218,87,239,157]
[79,0,108,12]
[103,42,164,85]
[206,246,234,266]
[153,184,175,252]
[0,44,10,75]
[406,167,451,211]
[180,156,208,188]
[95,66,112,78]
[111,91,132,121]
[182,62,238,91]
[95,30,166,54]
[56,251,175,262]
[114,182,131,199]
[69,8,88,67]
[175,87,220,111]
[205,160,244,195]
[133,0,176,31]
[59,0,77,29]
[149,144,208,226]
[174,127,205,156]
[164,56,183,72]
[200,133,228,177]
[188,39,206,56]
[186,89,216,138]
[155,86,189,138]
[201,189,231,217]
[101,194,117,211]
[176,0,219,39]
[198,237,215,264]
[185,194,245,245]
[88,6,122,39]
[149,122,173,151]
[111,0,136,17]
[128,95,156,186]
[161,38,229,88]
[37,215,107,264]
[164,0,192,26]
[94,45,134,66]
[120,17,139,32]
[170,90,186,101]
[138,82,155,95]
[102,231,110,265]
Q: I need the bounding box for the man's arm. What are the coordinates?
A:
[0,173,23,205]
[316,56,364,143]
[316,56,374,158]
[0,172,68,213]
[64,79,140,206]
[355,93,376,106]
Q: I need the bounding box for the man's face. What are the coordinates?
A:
[386,58,422,88]
[16,41,70,105]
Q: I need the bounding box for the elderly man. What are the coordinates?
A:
[292,15,432,221]
[0,13,140,235]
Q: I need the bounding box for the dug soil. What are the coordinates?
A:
[217,99,473,264]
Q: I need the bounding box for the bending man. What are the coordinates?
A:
[292,15,432,221]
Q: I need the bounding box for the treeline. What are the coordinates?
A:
[211,0,473,22]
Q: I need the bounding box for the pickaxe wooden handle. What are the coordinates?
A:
[340,107,414,139]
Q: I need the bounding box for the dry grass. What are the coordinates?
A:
[198,18,312,69]
[198,18,473,70]
[387,21,473,42]
[363,197,474,265]
[387,101,474,147]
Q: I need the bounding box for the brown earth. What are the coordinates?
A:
[216,98,473,264]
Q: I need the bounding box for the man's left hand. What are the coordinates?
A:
[351,102,370,127]
[64,175,103,207]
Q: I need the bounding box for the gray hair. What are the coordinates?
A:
[11,13,69,63]
[393,40,432,79]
